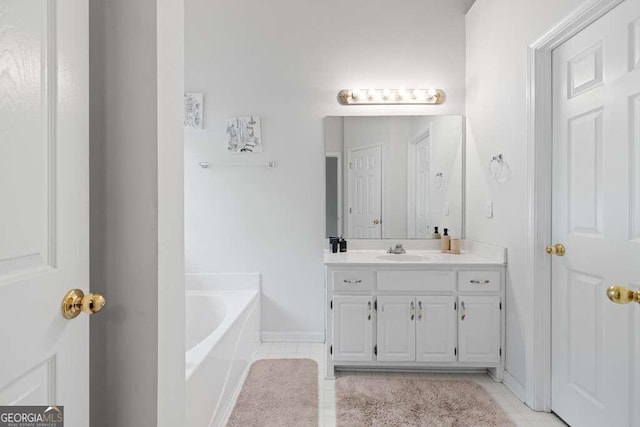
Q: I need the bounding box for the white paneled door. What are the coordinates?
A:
[407,132,430,239]
[0,0,90,425]
[348,146,382,238]
[551,1,640,426]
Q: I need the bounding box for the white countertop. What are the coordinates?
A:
[324,250,505,266]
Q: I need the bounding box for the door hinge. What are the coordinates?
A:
[374,345,377,356]
[330,345,333,355]
[499,302,502,310]
[349,207,352,214]
[349,162,352,169]
[454,301,457,310]
[454,347,457,356]
[374,300,377,311]
[499,348,502,357]
[330,299,333,310]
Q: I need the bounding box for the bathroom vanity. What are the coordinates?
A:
[324,248,506,381]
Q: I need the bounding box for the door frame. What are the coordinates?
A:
[346,144,384,238]
[407,126,431,238]
[526,0,626,412]
[326,152,343,237]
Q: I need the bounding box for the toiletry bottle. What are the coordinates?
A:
[330,237,339,253]
[450,237,461,254]
[432,227,441,239]
[339,234,348,253]
[441,228,451,253]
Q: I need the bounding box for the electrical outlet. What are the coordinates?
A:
[485,201,494,219]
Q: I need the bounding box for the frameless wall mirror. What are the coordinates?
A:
[324,115,464,239]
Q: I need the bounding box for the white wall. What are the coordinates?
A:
[421,116,464,236]
[465,0,587,402]
[89,0,185,425]
[185,0,468,340]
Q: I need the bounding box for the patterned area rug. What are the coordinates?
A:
[227,359,318,427]
[336,376,513,426]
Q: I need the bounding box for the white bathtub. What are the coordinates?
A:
[186,274,261,427]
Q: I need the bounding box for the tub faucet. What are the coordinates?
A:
[387,244,406,254]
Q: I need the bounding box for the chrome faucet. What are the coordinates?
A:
[387,243,406,254]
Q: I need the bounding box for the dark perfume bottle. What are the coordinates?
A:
[329,237,339,253]
[339,235,347,253]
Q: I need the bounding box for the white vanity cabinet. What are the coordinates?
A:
[457,295,501,363]
[331,295,374,362]
[377,296,416,362]
[325,254,506,381]
[416,295,457,363]
[376,295,457,363]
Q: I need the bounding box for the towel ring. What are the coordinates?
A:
[488,154,510,183]
[434,172,444,192]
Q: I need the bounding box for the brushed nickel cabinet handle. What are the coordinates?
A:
[418,301,423,321]
[460,301,466,321]
[343,279,363,284]
[410,301,415,321]
[470,280,490,285]
[367,301,372,320]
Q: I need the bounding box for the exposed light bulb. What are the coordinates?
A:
[410,89,419,100]
[367,89,377,100]
[426,89,438,99]
[382,89,391,100]
[396,89,406,100]
[351,89,363,101]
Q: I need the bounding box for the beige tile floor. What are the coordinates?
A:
[246,342,567,427]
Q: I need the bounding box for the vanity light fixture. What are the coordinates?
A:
[338,88,445,105]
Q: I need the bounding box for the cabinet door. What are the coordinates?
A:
[416,296,457,362]
[332,295,374,361]
[458,295,500,363]
[377,296,416,362]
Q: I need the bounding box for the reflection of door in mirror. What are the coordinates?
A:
[325,153,342,237]
[348,145,382,238]
[407,127,430,238]
[324,115,463,239]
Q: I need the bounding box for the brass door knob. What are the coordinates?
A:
[373,219,380,225]
[606,286,640,305]
[546,243,566,256]
[61,289,106,319]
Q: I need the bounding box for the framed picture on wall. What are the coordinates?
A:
[226,116,262,153]
[184,92,203,130]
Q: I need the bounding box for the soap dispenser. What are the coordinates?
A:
[432,227,441,239]
[339,234,348,253]
[440,228,451,253]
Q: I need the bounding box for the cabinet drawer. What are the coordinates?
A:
[377,271,454,292]
[458,271,501,292]
[332,271,375,291]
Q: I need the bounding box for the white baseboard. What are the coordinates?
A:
[503,370,527,403]
[261,331,325,342]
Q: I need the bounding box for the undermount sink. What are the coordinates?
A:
[377,254,432,262]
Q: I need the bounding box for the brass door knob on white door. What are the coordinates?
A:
[373,219,381,225]
[606,286,640,305]
[546,243,566,256]
[61,289,106,319]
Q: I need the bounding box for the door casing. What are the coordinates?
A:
[525,0,638,419]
